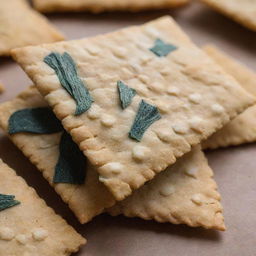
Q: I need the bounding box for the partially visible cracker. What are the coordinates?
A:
[0,82,4,94]
[32,0,189,13]
[0,86,115,224]
[0,0,64,56]
[108,146,225,231]
[12,16,255,201]
[199,0,256,31]
[203,45,256,149]
[0,159,85,256]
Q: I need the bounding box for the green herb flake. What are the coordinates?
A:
[0,194,20,212]
[44,52,93,116]
[117,80,136,109]
[8,108,63,135]
[150,39,177,57]
[54,131,86,184]
[129,100,161,141]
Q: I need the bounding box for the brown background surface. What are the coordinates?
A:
[0,1,256,256]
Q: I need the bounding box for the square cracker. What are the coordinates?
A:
[199,0,256,31]
[0,159,85,256]
[203,45,256,149]
[0,87,224,230]
[0,0,64,56]
[109,146,225,231]
[32,0,189,13]
[12,16,255,200]
[0,86,115,224]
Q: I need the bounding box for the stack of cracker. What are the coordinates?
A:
[0,16,255,253]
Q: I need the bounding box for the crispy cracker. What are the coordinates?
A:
[108,146,225,231]
[11,16,255,200]
[0,87,224,230]
[200,0,256,31]
[0,159,85,256]
[203,45,256,149]
[0,0,64,56]
[32,0,189,13]
[0,86,115,224]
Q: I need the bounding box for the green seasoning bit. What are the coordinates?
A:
[117,80,136,109]
[44,52,93,116]
[0,193,20,212]
[54,131,86,184]
[129,100,161,141]
[8,108,63,134]
[150,39,177,57]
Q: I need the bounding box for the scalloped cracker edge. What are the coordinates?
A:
[203,45,256,149]
[108,146,225,231]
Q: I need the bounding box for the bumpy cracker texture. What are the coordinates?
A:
[32,0,189,13]
[203,45,256,149]
[0,86,115,224]
[109,146,225,231]
[0,159,85,256]
[0,0,64,56]
[200,0,256,31]
[12,16,255,200]
[0,87,225,229]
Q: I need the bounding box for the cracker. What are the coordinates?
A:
[203,45,256,149]
[199,0,256,31]
[11,16,255,200]
[0,87,225,230]
[32,0,189,13]
[0,159,85,256]
[0,86,115,224]
[108,146,225,231]
[0,0,64,56]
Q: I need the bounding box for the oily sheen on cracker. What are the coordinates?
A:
[0,0,64,56]
[11,16,255,201]
[203,45,256,149]
[0,159,85,256]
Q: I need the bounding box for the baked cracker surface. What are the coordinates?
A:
[0,159,85,256]
[203,45,256,149]
[200,0,256,31]
[0,0,64,56]
[11,16,255,200]
[108,146,225,231]
[0,86,115,224]
[32,0,189,13]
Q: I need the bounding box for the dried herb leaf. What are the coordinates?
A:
[129,100,161,141]
[54,131,86,184]
[8,108,63,134]
[44,52,93,115]
[0,193,20,211]
[117,80,136,109]
[150,39,177,57]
